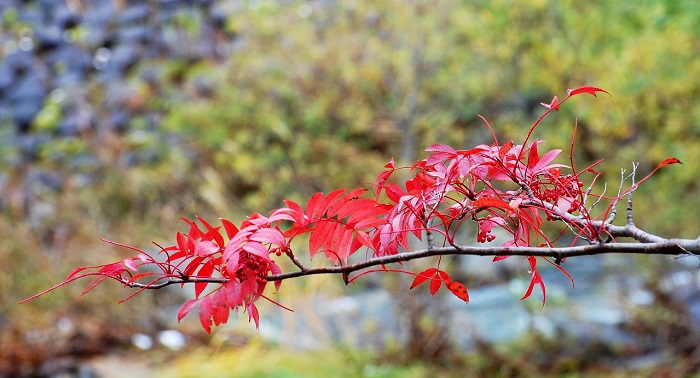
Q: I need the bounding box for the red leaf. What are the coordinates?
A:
[283,200,307,225]
[410,267,438,289]
[521,271,546,306]
[327,188,366,218]
[309,219,332,257]
[447,280,470,303]
[196,215,225,247]
[195,240,219,258]
[220,218,239,239]
[527,141,540,168]
[199,295,213,334]
[540,96,560,111]
[194,263,215,298]
[624,157,683,195]
[270,261,283,291]
[247,303,260,329]
[314,189,348,219]
[499,141,513,160]
[425,143,457,154]
[353,216,388,230]
[122,258,139,272]
[429,276,441,295]
[183,256,204,277]
[177,232,191,255]
[657,157,682,168]
[177,298,200,323]
[472,196,510,210]
[126,272,155,283]
[212,290,229,326]
[385,183,405,203]
[567,86,609,98]
[182,218,204,239]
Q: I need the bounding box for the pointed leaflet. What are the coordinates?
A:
[425,144,457,166]
[212,289,229,326]
[308,219,333,259]
[122,257,139,272]
[327,188,367,219]
[199,295,214,334]
[447,280,470,303]
[176,232,190,256]
[472,196,510,211]
[247,303,260,329]
[196,215,225,247]
[283,199,307,225]
[429,276,442,295]
[194,263,215,298]
[270,261,283,291]
[656,157,682,168]
[178,298,200,323]
[499,141,514,161]
[195,240,219,258]
[306,189,346,220]
[182,217,204,240]
[220,218,239,239]
[566,86,610,98]
[521,256,546,306]
[437,270,469,303]
[410,267,438,289]
[521,271,546,306]
[374,158,395,199]
[529,149,567,176]
[540,96,560,111]
[621,157,683,196]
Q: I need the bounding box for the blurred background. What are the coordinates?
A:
[2,0,700,376]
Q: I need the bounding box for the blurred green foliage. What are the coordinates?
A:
[160,0,700,236]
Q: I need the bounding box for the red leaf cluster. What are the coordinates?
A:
[22,86,683,333]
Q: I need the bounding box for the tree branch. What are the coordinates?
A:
[118,229,698,290]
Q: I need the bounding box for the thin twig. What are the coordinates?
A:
[627,162,639,226]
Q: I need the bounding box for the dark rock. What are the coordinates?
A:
[53,4,81,30]
[4,50,35,76]
[34,25,64,53]
[12,102,43,133]
[7,71,50,133]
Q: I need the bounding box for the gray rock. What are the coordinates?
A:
[117,25,151,44]
[119,4,150,25]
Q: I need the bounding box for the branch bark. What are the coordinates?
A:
[118,220,700,290]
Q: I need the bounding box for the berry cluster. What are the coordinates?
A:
[477,230,497,243]
[531,173,584,217]
[233,252,271,286]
